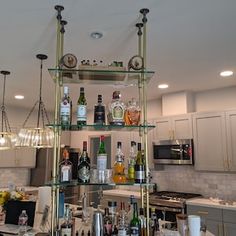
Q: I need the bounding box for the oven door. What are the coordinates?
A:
[153,139,193,165]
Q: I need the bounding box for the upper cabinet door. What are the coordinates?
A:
[172,114,193,139]
[154,117,172,140]
[225,110,236,171]
[193,112,227,171]
[15,148,36,168]
[0,149,16,167]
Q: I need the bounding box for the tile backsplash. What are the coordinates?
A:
[0,168,30,188]
[152,165,236,200]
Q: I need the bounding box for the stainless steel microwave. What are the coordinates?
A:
[153,139,193,165]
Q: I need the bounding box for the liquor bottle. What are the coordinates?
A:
[124,98,140,125]
[61,204,73,236]
[59,148,72,183]
[77,87,87,126]
[129,202,140,236]
[78,141,90,183]
[113,142,126,183]
[149,208,157,236]
[108,201,118,234]
[107,91,125,125]
[18,210,28,236]
[97,135,107,177]
[103,208,112,236]
[139,208,147,236]
[127,195,135,224]
[94,94,106,125]
[60,86,72,128]
[134,143,145,184]
[128,141,136,182]
[117,202,128,236]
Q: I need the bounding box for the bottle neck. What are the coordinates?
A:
[98,141,106,154]
[133,203,138,218]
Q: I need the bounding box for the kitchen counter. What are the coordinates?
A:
[102,189,141,199]
[186,197,236,210]
[0,186,39,192]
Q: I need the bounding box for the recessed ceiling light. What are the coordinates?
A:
[220,70,233,77]
[15,95,24,100]
[158,84,169,89]
[90,31,103,39]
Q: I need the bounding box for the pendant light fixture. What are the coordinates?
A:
[0,71,17,150]
[17,54,54,148]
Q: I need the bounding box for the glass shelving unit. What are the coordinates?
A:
[48,68,154,86]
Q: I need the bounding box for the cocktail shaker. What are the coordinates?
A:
[92,210,103,236]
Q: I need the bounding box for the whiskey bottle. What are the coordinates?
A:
[107,91,125,125]
[59,148,72,183]
[94,94,105,125]
[128,141,136,183]
[78,141,90,183]
[134,143,145,184]
[60,86,72,128]
[113,142,126,183]
[77,87,87,126]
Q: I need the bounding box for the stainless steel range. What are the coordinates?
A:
[150,191,202,222]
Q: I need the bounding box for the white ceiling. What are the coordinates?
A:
[0,0,236,112]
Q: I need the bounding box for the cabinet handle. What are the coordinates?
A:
[197,211,208,215]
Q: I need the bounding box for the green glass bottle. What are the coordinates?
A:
[77,87,87,126]
[130,202,140,236]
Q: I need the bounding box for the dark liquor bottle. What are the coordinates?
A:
[59,148,72,183]
[60,86,72,128]
[103,208,112,236]
[78,141,90,183]
[130,202,140,236]
[134,143,145,184]
[77,87,87,126]
[60,204,73,236]
[94,94,106,125]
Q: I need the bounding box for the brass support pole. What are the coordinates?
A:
[51,5,64,236]
[140,7,150,236]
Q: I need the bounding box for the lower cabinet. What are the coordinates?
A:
[187,205,236,236]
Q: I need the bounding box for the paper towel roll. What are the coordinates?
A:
[188,215,200,236]
[38,186,51,213]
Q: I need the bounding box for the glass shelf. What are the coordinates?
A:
[47,124,155,131]
[46,180,154,187]
[48,68,155,86]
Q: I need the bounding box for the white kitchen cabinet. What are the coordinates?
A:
[225,110,236,171]
[154,114,192,140]
[193,110,236,171]
[0,149,16,167]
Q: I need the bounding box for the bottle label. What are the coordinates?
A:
[118,229,127,236]
[135,170,145,182]
[77,105,87,121]
[97,154,107,170]
[130,226,139,236]
[128,165,135,180]
[112,105,124,120]
[61,103,70,123]
[94,106,105,124]
[61,165,71,182]
[78,166,90,181]
[61,228,72,236]
[104,223,112,235]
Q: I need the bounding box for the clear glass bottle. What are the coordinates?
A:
[149,208,157,236]
[60,86,72,128]
[113,142,126,183]
[77,87,87,126]
[59,148,72,183]
[18,210,28,236]
[108,201,118,234]
[128,141,136,183]
[78,141,90,183]
[125,98,140,125]
[61,204,73,236]
[94,94,106,125]
[139,208,147,236]
[134,143,145,184]
[117,202,128,236]
[107,91,125,125]
[127,195,135,224]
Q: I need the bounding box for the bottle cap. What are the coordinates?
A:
[112,91,121,99]
[117,141,122,148]
[131,141,136,146]
[98,94,102,102]
[139,207,144,215]
[138,142,141,150]
[108,201,117,207]
[100,135,105,141]
[80,87,84,92]
[83,141,87,151]
[64,86,69,94]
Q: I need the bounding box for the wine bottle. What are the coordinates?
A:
[94,94,105,125]
[77,87,87,126]
[129,202,140,236]
[78,141,90,183]
[134,143,145,184]
[60,86,72,128]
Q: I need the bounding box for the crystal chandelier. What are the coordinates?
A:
[0,71,17,150]
[17,54,54,148]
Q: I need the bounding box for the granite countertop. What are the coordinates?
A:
[102,189,141,199]
[186,197,236,210]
